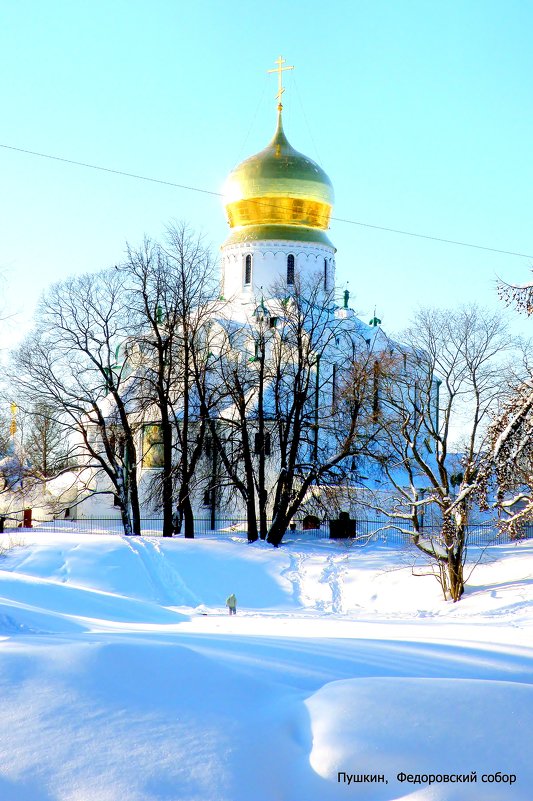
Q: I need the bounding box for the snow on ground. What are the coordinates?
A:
[0,530,532,801]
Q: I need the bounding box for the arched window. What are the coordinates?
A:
[142,424,164,469]
[324,257,328,290]
[244,254,252,286]
[287,254,295,285]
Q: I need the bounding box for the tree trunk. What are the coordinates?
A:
[209,442,217,530]
[127,445,142,536]
[259,486,268,540]
[179,483,195,538]
[267,514,286,547]
[120,506,134,537]
[246,493,259,543]
[183,497,195,538]
[161,414,174,537]
[257,344,268,541]
[118,445,141,536]
[116,473,135,537]
[240,421,258,542]
[447,553,465,602]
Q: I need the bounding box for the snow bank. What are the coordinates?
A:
[0,532,531,800]
[306,677,532,800]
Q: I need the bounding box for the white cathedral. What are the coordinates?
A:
[63,60,399,529]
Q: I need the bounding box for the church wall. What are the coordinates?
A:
[221,239,336,305]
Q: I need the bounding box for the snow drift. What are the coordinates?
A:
[0,531,531,800]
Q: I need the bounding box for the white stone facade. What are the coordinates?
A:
[221,238,336,315]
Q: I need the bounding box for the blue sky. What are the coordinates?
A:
[1,0,532,346]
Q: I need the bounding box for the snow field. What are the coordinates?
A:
[0,531,531,800]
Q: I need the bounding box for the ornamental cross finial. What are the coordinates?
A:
[267,55,294,110]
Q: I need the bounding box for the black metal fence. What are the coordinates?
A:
[1,514,529,546]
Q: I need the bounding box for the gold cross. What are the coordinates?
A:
[267,55,294,108]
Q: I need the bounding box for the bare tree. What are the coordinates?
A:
[122,223,218,537]
[0,405,49,527]
[265,280,381,546]
[200,312,269,543]
[488,374,533,535]
[11,271,142,536]
[489,272,533,531]
[0,408,13,457]
[498,270,533,315]
[22,400,70,478]
[203,275,381,545]
[372,305,515,601]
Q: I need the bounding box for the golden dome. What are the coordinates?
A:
[223,110,334,235]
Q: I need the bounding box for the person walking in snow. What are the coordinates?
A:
[226,593,237,615]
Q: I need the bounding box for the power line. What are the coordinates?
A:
[332,215,533,259]
[1,141,532,260]
[0,142,220,198]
